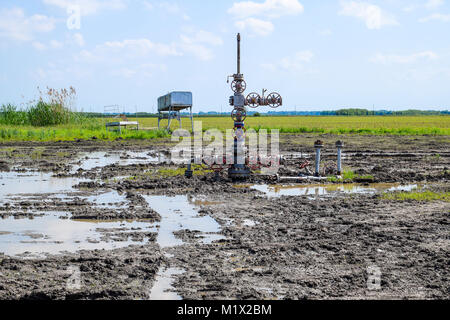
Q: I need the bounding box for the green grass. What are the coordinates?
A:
[148,115,450,136]
[125,165,212,180]
[382,190,450,202]
[31,147,45,160]
[0,124,170,142]
[154,165,212,177]
[328,170,374,182]
[1,114,449,142]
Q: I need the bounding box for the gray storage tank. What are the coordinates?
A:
[158,91,193,112]
[157,91,194,131]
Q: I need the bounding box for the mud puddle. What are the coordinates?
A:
[0,171,88,200]
[84,191,128,209]
[72,151,168,172]
[0,212,157,258]
[149,267,184,300]
[144,195,225,248]
[144,195,225,300]
[241,183,419,198]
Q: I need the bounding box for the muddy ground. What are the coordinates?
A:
[0,134,448,300]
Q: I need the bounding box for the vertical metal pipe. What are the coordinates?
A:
[237,33,241,74]
[190,106,194,133]
[337,148,342,175]
[314,140,324,177]
[336,141,344,175]
[315,148,321,176]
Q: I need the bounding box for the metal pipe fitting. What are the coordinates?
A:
[335,141,344,175]
[314,140,324,177]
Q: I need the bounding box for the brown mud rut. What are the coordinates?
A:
[0,134,448,300]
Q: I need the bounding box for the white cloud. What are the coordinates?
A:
[33,62,92,81]
[425,0,444,10]
[32,41,47,51]
[419,13,450,22]
[109,63,167,79]
[370,51,438,64]
[262,50,314,71]
[77,32,222,63]
[42,34,84,50]
[228,0,304,19]
[235,18,274,36]
[73,33,85,46]
[179,30,223,61]
[179,42,213,61]
[142,1,153,10]
[404,0,444,12]
[280,51,314,69]
[43,0,126,16]
[180,30,223,46]
[75,39,180,66]
[339,1,399,29]
[0,8,56,42]
[100,39,181,57]
[50,40,64,48]
[157,2,190,20]
[229,0,303,36]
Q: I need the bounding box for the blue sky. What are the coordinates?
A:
[0,0,449,112]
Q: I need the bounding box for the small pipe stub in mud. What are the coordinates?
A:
[314,140,324,149]
[335,140,344,175]
[314,140,324,177]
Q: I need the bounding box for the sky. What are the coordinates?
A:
[0,0,449,113]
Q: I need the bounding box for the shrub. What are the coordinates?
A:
[0,104,28,125]
[27,101,70,126]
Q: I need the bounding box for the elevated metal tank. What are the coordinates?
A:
[157,91,193,131]
[158,92,193,112]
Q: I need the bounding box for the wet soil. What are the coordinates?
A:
[0,134,448,300]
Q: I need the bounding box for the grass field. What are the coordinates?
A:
[145,115,450,135]
[0,115,449,142]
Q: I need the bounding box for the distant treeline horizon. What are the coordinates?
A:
[85,108,450,118]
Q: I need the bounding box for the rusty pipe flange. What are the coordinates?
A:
[266,92,282,108]
[336,140,344,148]
[231,80,247,93]
[246,92,261,108]
[314,140,324,149]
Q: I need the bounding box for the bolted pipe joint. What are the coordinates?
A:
[335,141,344,176]
[314,140,324,177]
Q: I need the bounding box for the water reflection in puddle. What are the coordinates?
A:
[84,191,128,209]
[144,195,224,300]
[243,183,419,198]
[0,213,156,258]
[0,172,86,199]
[72,151,168,172]
[143,195,224,248]
[149,268,184,300]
